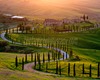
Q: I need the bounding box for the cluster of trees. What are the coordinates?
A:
[81,14,89,21]
[0,41,35,54]
[54,22,95,33]
[3,20,99,35]
[0,41,8,51]
[17,23,33,33]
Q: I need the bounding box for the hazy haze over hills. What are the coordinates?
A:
[0,0,100,19]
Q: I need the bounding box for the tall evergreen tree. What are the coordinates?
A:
[22,58,24,70]
[15,56,18,67]
[56,61,58,74]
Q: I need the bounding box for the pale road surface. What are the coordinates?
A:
[0,32,20,44]
[0,32,69,75]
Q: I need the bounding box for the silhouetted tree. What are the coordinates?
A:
[43,53,45,63]
[15,56,18,67]
[68,63,70,76]
[89,64,92,77]
[56,61,59,74]
[22,58,24,70]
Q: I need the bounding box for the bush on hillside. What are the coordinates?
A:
[0,41,9,51]
[0,41,8,47]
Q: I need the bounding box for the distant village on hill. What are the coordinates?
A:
[1,13,96,33]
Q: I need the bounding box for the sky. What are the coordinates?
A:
[0,0,100,19]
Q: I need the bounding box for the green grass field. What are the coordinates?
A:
[1,52,97,80]
[1,26,100,79]
[7,28,100,62]
[37,61,98,78]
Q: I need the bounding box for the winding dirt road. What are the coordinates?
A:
[0,32,69,75]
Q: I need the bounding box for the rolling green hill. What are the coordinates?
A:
[0,28,100,79]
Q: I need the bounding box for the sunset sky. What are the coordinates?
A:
[0,0,100,18]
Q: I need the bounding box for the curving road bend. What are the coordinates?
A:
[0,32,20,44]
[1,33,12,43]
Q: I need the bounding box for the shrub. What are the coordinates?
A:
[75,55,80,61]
[0,41,8,51]
[0,41,8,47]
[5,46,11,52]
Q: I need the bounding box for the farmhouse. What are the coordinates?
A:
[44,19,63,27]
[2,14,28,22]
[11,16,27,21]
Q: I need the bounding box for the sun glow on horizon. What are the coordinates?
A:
[0,0,100,18]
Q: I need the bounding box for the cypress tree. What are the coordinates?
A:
[56,61,58,74]
[59,64,61,75]
[46,62,48,72]
[12,28,14,33]
[34,53,36,69]
[58,51,60,60]
[89,64,92,77]
[6,29,8,34]
[48,52,50,62]
[66,52,67,60]
[48,42,50,49]
[38,54,41,70]
[98,62,100,78]
[22,58,24,70]
[68,63,70,76]
[43,53,45,63]
[15,56,18,67]
[73,64,76,76]
[83,14,86,21]
[82,64,84,74]
[31,53,33,62]
[37,53,38,62]
[69,50,73,58]
[63,53,64,60]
